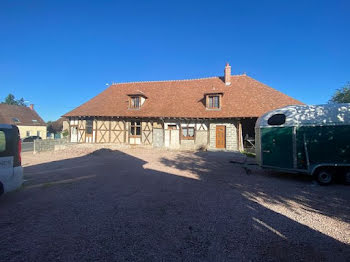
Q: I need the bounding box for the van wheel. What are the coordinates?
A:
[315,168,333,185]
[0,182,4,196]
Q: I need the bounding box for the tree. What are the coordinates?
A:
[2,93,27,106]
[16,97,26,106]
[47,119,64,134]
[329,82,350,103]
[46,121,56,134]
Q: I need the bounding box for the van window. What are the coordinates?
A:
[0,131,6,152]
[268,114,286,126]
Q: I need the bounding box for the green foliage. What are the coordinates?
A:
[46,121,56,134]
[62,129,69,137]
[2,94,27,106]
[330,82,350,103]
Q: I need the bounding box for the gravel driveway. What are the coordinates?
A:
[1,145,349,261]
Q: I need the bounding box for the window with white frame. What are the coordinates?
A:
[207,95,220,109]
[130,121,141,137]
[181,126,195,140]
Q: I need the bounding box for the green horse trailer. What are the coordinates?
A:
[255,103,350,185]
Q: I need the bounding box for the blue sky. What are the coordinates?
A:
[1,0,349,121]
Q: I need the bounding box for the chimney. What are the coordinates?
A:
[224,63,231,85]
[29,104,34,110]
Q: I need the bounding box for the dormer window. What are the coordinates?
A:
[12,117,20,123]
[128,93,147,109]
[209,95,220,109]
[130,96,141,109]
[205,93,222,110]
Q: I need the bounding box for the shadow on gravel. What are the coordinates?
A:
[0,148,349,261]
[161,151,350,224]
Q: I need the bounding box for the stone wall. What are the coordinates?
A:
[180,140,195,150]
[34,139,72,153]
[209,121,238,151]
[153,129,164,148]
[195,130,208,150]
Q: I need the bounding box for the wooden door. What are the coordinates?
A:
[70,126,78,143]
[216,126,226,149]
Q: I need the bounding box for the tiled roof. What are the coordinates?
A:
[64,75,303,118]
[50,117,65,132]
[0,104,46,126]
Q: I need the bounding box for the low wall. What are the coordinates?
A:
[34,139,72,153]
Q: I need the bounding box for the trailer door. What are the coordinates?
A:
[261,127,294,169]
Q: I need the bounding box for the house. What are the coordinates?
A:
[63,63,302,151]
[47,117,69,138]
[0,104,47,139]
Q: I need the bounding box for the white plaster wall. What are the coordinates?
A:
[70,119,78,125]
[164,129,180,149]
[130,137,141,145]
[70,126,78,143]
[140,97,146,106]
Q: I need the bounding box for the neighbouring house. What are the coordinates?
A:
[0,104,47,139]
[47,117,69,138]
[63,63,302,151]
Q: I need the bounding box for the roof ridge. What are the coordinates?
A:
[111,74,246,86]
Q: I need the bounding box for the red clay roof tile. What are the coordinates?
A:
[64,75,303,118]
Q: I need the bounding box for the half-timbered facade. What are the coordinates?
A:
[64,63,302,151]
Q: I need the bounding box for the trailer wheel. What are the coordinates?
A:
[315,168,333,185]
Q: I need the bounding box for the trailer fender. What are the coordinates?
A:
[311,164,350,176]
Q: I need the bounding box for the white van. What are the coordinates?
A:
[0,124,23,195]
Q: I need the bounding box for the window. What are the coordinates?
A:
[37,131,41,137]
[130,96,141,109]
[86,120,93,134]
[207,95,220,109]
[0,131,6,152]
[130,121,141,137]
[181,126,195,140]
[12,117,20,123]
[267,114,286,126]
[26,131,30,137]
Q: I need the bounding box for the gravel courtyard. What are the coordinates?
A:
[1,145,349,261]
